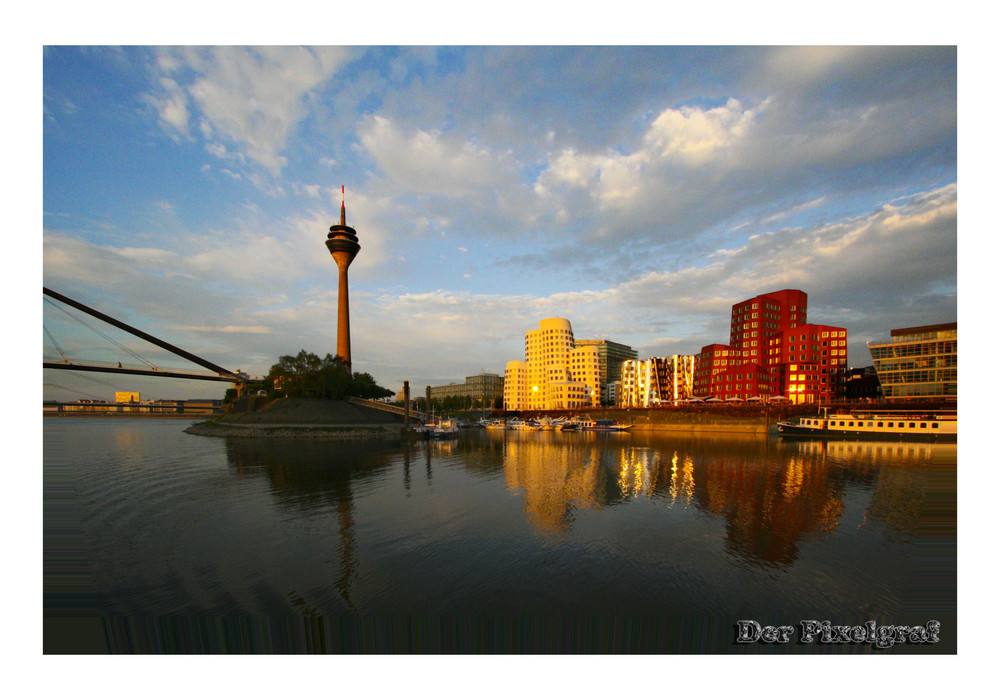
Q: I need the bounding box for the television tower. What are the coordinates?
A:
[326,186,360,369]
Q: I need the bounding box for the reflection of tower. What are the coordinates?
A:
[325,186,360,369]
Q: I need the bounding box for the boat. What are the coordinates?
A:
[775,407,956,442]
[484,419,507,430]
[429,420,460,438]
[579,418,632,432]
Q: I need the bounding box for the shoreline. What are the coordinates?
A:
[183,421,402,440]
[43,413,213,419]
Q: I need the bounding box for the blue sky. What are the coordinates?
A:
[41,44,958,401]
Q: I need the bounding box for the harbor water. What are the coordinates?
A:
[43,417,957,653]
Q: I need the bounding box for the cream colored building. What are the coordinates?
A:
[504,318,600,410]
[503,361,528,410]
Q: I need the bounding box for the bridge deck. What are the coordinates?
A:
[348,396,426,421]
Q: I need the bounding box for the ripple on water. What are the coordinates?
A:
[45,421,956,627]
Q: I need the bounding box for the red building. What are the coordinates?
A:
[694,344,741,397]
[766,323,849,403]
[695,289,847,403]
[729,289,808,366]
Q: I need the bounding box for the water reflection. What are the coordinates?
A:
[45,420,956,628]
[496,432,608,533]
[222,438,401,612]
[483,431,952,570]
[218,431,953,582]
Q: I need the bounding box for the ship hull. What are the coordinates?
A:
[776,420,956,442]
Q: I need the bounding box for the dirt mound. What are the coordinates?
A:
[223,398,405,425]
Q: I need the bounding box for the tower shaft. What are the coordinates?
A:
[332,252,353,365]
[326,187,360,370]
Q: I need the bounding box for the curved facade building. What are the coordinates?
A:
[504,318,600,411]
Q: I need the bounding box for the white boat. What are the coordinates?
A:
[579,418,632,432]
[430,420,460,438]
[776,407,956,442]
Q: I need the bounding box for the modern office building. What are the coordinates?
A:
[694,350,772,401]
[766,323,849,403]
[693,344,742,398]
[696,289,847,403]
[619,355,696,407]
[503,361,529,410]
[429,373,504,405]
[504,318,602,410]
[730,289,808,365]
[867,322,957,400]
[574,338,638,405]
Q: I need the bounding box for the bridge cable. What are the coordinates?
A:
[43,382,107,402]
[44,297,160,370]
[43,325,70,363]
[63,369,122,389]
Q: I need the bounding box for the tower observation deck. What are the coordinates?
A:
[326,186,360,369]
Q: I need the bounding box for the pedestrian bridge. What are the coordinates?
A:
[348,396,426,422]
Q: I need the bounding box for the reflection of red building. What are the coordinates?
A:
[695,290,847,403]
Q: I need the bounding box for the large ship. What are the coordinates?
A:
[776,407,956,442]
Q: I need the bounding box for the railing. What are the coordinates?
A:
[348,396,426,421]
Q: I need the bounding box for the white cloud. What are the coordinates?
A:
[150,46,352,175]
[145,77,190,136]
[616,184,957,316]
[643,98,763,166]
[762,47,856,88]
[536,97,766,222]
[762,197,827,224]
[359,115,518,196]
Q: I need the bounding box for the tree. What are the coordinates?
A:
[265,350,392,400]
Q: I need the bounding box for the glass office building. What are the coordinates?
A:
[867,323,957,400]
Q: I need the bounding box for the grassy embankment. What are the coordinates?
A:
[184,397,405,439]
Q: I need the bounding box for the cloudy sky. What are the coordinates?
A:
[41,44,957,401]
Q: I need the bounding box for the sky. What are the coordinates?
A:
[41,44,958,401]
[25,10,992,689]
